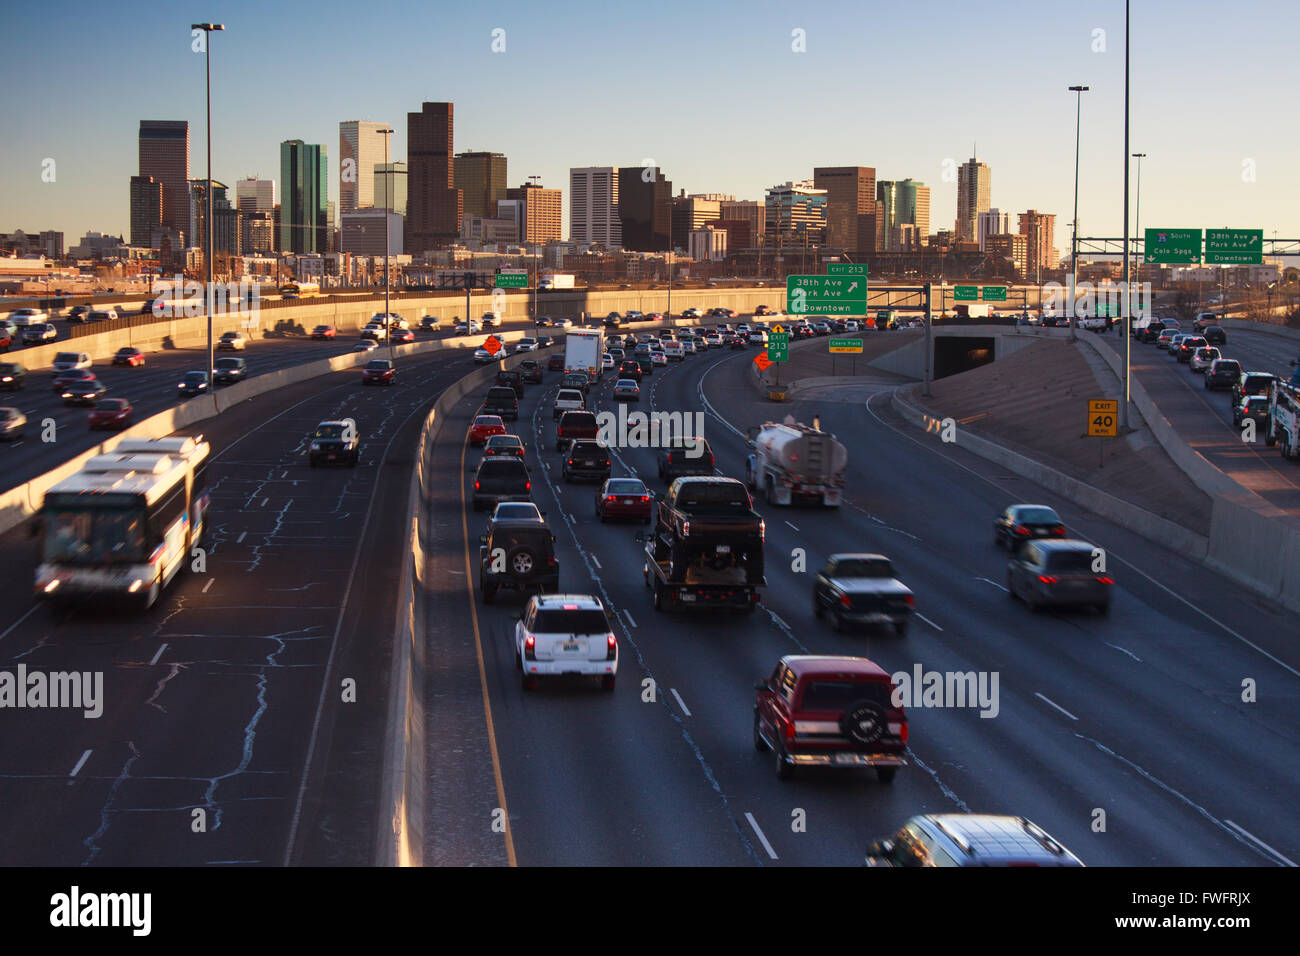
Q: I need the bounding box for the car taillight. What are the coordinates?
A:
[840,593,851,608]
[1016,525,1030,535]
[1053,525,1066,535]
[474,481,480,490]
[567,459,574,466]
[783,718,796,741]
[1096,576,1113,584]
[904,594,915,606]
[524,635,536,660]
[525,481,531,491]
[1038,575,1058,584]
[606,634,617,660]
[759,518,765,543]
[899,722,909,743]
[603,460,610,467]
[606,494,617,501]
[639,495,649,502]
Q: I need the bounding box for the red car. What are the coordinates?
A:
[594,477,652,523]
[754,655,909,782]
[469,414,506,446]
[88,398,134,430]
[311,324,336,340]
[392,329,415,344]
[112,347,145,367]
[362,359,395,385]
[52,368,96,392]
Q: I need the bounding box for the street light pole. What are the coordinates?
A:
[192,22,224,386]
[1120,0,1132,431]
[379,127,394,364]
[1069,84,1090,343]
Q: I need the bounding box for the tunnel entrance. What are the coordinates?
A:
[934,336,996,379]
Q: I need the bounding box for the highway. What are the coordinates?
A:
[1096,324,1300,512]
[426,332,1300,866]
[0,343,485,865]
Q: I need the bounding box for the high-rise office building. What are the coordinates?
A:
[280,140,328,254]
[455,151,508,221]
[813,166,876,255]
[569,167,621,246]
[341,209,404,256]
[235,177,276,214]
[671,191,721,250]
[339,121,388,215]
[188,179,230,254]
[618,167,673,252]
[876,179,930,251]
[764,181,828,249]
[977,208,1014,251]
[375,162,407,216]
[906,180,931,243]
[242,211,274,254]
[407,102,462,252]
[129,176,163,247]
[1019,210,1056,280]
[506,182,563,244]
[956,157,991,242]
[688,226,727,262]
[718,200,764,248]
[138,121,190,240]
[986,233,1028,275]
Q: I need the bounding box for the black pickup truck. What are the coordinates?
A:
[657,437,715,483]
[483,385,520,420]
[642,477,765,612]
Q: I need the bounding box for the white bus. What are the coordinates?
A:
[35,436,211,609]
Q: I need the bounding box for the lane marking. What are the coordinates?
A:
[236,531,247,544]
[744,812,778,860]
[622,609,637,629]
[784,520,799,531]
[69,750,91,778]
[0,604,41,647]
[914,612,943,631]
[670,688,692,717]
[865,392,1300,681]
[975,576,1009,592]
[149,643,167,666]
[590,554,601,569]
[1034,692,1079,721]
[202,578,214,594]
[1224,820,1297,867]
[1105,642,1142,662]
[261,497,269,508]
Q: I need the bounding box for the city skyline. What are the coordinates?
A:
[2,0,1298,246]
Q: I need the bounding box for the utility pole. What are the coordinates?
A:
[192,22,224,385]
[1069,84,1090,343]
[379,127,394,364]
[1120,1,1133,432]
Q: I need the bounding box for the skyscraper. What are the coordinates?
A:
[506,182,562,244]
[618,167,673,252]
[671,191,721,250]
[977,208,1014,250]
[813,166,876,255]
[280,140,328,254]
[956,157,991,242]
[138,121,190,240]
[407,102,462,252]
[339,121,388,215]
[1019,210,1056,280]
[455,151,508,220]
[375,162,408,216]
[569,167,621,246]
[764,181,828,249]
[718,200,765,248]
[235,177,276,214]
[129,176,162,247]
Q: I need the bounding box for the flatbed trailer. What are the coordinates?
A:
[642,532,762,613]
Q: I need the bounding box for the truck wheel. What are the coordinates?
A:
[876,767,898,784]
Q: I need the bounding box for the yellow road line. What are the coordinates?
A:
[458,425,518,866]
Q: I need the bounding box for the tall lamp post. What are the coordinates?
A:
[1068,84,1090,342]
[1131,153,1146,292]
[1119,0,1132,430]
[378,126,394,363]
[192,22,224,384]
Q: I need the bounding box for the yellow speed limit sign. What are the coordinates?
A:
[1088,399,1118,437]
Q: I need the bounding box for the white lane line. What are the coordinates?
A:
[1034,692,1079,722]
[69,750,91,778]
[1105,642,1142,662]
[281,470,288,479]
[0,604,41,647]
[865,392,1300,681]
[744,812,779,860]
[622,609,637,629]
[236,531,247,544]
[975,576,1009,592]
[784,520,800,531]
[1224,820,1298,867]
[590,554,602,569]
[261,497,269,507]
[149,643,167,666]
[670,688,692,717]
[915,612,944,631]
[202,578,214,593]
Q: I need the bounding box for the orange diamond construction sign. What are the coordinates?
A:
[483,335,502,355]
[754,352,773,372]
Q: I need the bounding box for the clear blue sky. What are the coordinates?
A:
[3,0,1298,249]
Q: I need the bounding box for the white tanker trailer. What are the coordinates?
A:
[744,417,847,507]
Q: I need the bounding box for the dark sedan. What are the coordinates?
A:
[62,378,107,406]
[994,503,1066,550]
[595,478,653,523]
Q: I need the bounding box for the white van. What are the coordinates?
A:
[52,352,92,372]
[8,308,47,328]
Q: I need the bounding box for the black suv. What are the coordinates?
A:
[561,371,590,396]
[309,418,360,467]
[213,356,247,385]
[495,368,524,396]
[1232,371,1277,405]
[484,385,520,421]
[479,517,559,604]
[518,359,543,384]
[563,440,611,483]
[472,456,532,511]
[1205,359,1242,391]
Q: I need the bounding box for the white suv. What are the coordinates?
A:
[552,388,585,421]
[8,308,48,328]
[516,593,618,691]
[52,351,92,372]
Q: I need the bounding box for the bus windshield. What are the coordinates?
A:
[43,507,148,565]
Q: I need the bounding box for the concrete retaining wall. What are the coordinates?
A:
[867,325,1062,380]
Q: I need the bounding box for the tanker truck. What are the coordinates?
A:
[744,417,847,507]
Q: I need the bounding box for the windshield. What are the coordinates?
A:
[216,359,240,369]
[1015,507,1060,524]
[55,353,78,363]
[532,609,610,635]
[44,507,147,565]
[493,503,539,520]
[606,480,645,495]
[184,372,206,383]
[1045,550,1096,573]
[315,425,347,439]
[832,558,894,578]
[675,483,751,511]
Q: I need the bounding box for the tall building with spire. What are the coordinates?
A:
[956,155,991,242]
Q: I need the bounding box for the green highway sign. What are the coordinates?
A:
[1206,228,1263,264]
[767,325,789,362]
[1144,228,1202,264]
[826,263,868,276]
[829,338,863,354]
[981,286,1008,302]
[786,275,868,315]
[954,286,979,301]
[494,273,528,288]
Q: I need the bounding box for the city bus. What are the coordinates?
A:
[279,281,319,299]
[34,436,211,610]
